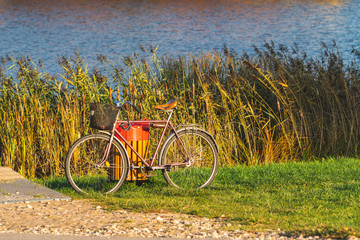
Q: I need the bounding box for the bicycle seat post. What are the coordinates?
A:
[167,109,174,121]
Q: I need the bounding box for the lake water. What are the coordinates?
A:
[0,0,359,73]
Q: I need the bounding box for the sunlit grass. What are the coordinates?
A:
[38,157,360,238]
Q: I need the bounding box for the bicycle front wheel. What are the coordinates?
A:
[159,128,219,189]
[65,133,129,194]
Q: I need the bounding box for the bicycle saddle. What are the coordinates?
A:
[154,100,177,111]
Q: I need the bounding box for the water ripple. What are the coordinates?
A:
[0,0,358,73]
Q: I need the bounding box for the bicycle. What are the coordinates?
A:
[65,100,219,194]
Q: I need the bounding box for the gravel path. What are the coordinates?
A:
[0,199,357,240]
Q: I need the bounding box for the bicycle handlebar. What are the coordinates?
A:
[114,100,141,114]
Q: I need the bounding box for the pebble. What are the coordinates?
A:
[0,200,358,239]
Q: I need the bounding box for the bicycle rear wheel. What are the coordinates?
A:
[65,133,129,194]
[159,128,219,189]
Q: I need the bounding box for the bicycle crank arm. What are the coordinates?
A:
[150,165,172,171]
[151,162,188,171]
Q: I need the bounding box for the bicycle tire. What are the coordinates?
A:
[65,133,129,194]
[159,128,219,189]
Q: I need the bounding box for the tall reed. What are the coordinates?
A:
[0,55,111,177]
[0,43,359,177]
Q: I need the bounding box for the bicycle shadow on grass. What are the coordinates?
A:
[37,174,223,219]
[37,171,220,201]
[112,175,216,199]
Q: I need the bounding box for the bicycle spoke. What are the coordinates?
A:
[65,134,129,194]
[161,129,218,189]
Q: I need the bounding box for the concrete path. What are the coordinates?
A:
[0,167,24,181]
[0,167,71,203]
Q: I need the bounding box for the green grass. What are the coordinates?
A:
[38,157,360,238]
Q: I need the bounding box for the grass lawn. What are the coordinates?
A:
[39,157,360,238]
